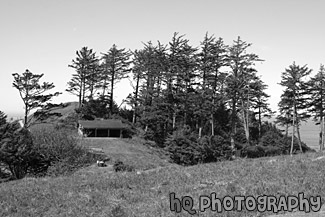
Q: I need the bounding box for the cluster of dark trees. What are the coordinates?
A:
[67,34,271,143]
[65,32,319,164]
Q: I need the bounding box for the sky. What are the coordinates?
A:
[1,0,325,119]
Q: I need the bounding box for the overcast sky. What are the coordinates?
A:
[1,0,325,117]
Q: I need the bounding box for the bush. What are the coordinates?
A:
[0,122,45,179]
[32,128,102,176]
[240,145,265,158]
[113,160,134,172]
[165,126,234,165]
[198,135,233,162]
[259,130,313,155]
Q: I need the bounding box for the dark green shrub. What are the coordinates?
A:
[0,123,45,179]
[198,135,232,162]
[32,128,102,176]
[164,127,202,166]
[262,145,283,156]
[113,160,134,172]
[259,130,313,155]
[240,145,265,158]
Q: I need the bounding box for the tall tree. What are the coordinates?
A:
[249,77,273,139]
[307,64,325,151]
[198,33,228,137]
[167,33,197,130]
[278,62,312,154]
[226,37,262,149]
[102,44,131,116]
[66,47,98,108]
[12,69,61,128]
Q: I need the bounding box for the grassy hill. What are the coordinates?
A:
[28,101,79,130]
[1,102,323,216]
[0,135,325,217]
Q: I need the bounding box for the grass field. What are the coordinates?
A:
[0,137,325,217]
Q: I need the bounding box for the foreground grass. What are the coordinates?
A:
[0,139,325,216]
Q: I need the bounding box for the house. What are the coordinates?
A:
[78,119,126,138]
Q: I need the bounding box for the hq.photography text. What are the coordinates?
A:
[169,192,321,214]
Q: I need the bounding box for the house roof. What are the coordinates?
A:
[78,119,126,129]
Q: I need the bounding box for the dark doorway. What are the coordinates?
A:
[110,129,121,137]
[97,129,109,137]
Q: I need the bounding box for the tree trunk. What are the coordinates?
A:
[211,114,214,136]
[319,116,323,151]
[230,99,236,151]
[82,74,86,106]
[110,71,115,117]
[296,123,303,153]
[241,100,249,144]
[24,103,28,128]
[258,102,262,139]
[322,116,325,151]
[199,127,202,139]
[132,73,140,124]
[79,83,82,108]
[294,106,303,153]
[172,113,176,129]
[246,87,250,144]
[290,106,296,155]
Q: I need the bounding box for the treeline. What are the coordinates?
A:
[66,32,325,164]
[67,33,272,146]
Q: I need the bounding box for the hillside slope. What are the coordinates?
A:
[28,101,79,130]
[0,136,324,217]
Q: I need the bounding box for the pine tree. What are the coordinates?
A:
[226,37,262,149]
[249,77,273,139]
[197,34,228,137]
[101,44,131,116]
[307,64,325,151]
[12,70,61,128]
[66,47,99,107]
[278,62,312,154]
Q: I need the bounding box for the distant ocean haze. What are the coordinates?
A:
[278,120,321,151]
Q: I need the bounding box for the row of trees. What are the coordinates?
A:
[67,33,274,150]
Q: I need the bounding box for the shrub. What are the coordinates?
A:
[113,160,134,172]
[259,130,313,155]
[240,145,265,158]
[0,122,45,179]
[198,135,233,162]
[32,128,102,176]
[165,125,234,166]
[164,127,201,166]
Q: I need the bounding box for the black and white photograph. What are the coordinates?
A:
[0,0,325,216]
